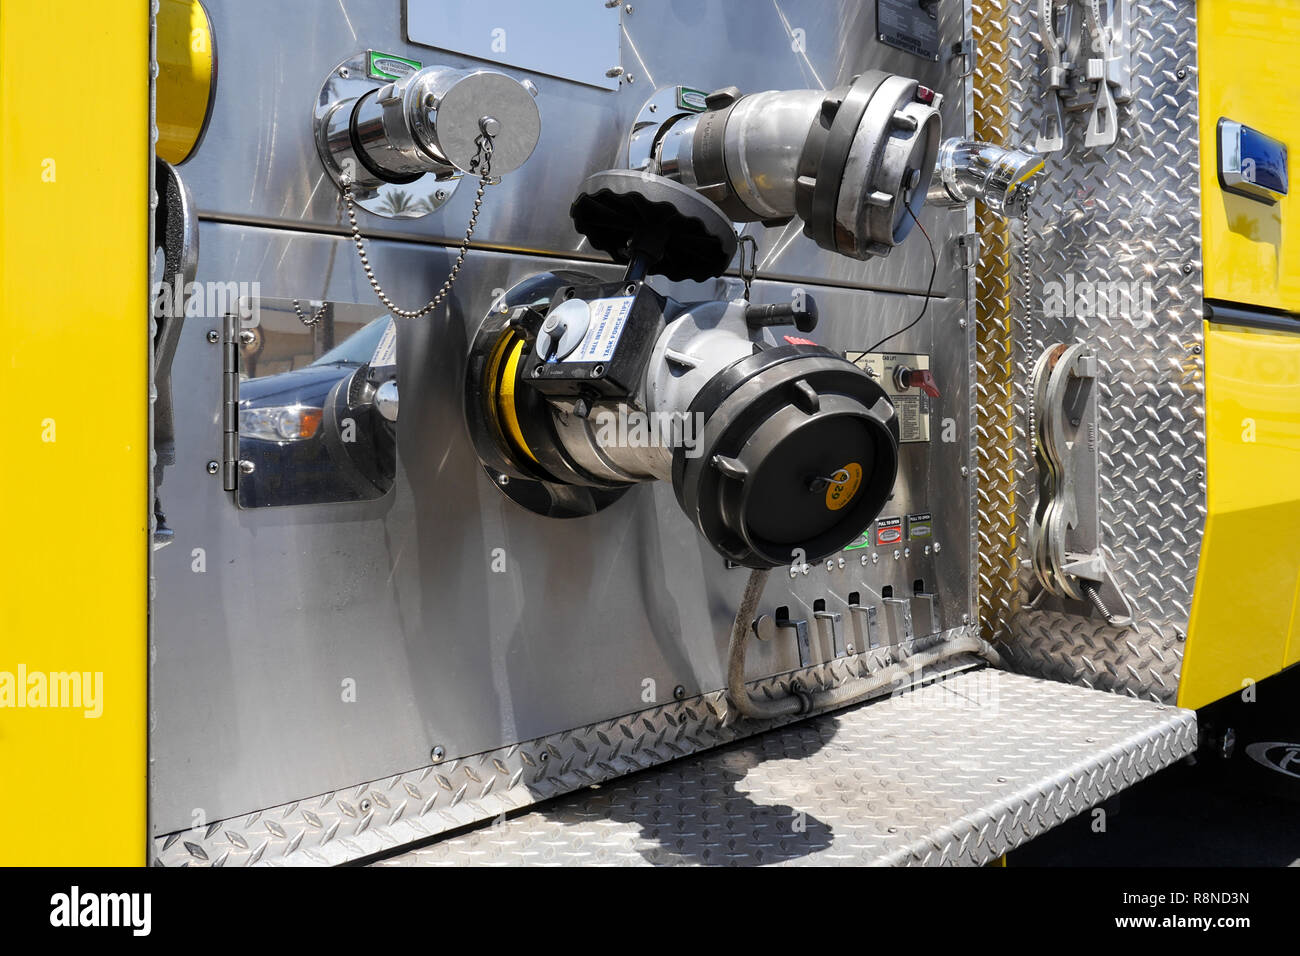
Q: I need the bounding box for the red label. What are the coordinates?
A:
[783,335,818,346]
[875,518,903,546]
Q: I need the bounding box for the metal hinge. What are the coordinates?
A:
[955,232,980,269]
[220,312,241,491]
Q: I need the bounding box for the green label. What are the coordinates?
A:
[677,86,708,112]
[367,50,422,81]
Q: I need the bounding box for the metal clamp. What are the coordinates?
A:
[1028,342,1133,626]
[1083,0,1132,148]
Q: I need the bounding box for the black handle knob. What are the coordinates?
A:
[744,295,819,333]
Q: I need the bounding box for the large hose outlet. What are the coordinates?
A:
[640,73,942,259]
[463,170,901,567]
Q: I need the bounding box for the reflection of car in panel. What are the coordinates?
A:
[237,316,397,507]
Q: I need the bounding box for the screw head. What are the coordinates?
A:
[206,460,219,475]
[238,460,255,475]
[1182,263,1194,275]
[1176,68,1187,80]
[933,542,942,553]
[338,66,350,78]
[479,115,501,137]
[206,329,219,344]
[431,746,446,763]
[435,189,448,201]
[673,684,685,700]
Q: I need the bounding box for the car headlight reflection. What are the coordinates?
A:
[239,405,323,442]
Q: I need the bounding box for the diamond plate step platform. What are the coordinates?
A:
[373,668,1195,866]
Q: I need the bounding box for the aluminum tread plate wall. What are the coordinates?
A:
[373,668,1196,867]
[972,0,1204,702]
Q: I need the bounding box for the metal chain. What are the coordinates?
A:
[1020,186,1038,452]
[293,133,496,325]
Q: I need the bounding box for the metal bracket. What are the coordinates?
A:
[950,38,976,78]
[955,232,980,269]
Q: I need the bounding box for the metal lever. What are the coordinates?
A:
[777,616,814,668]
[847,600,880,651]
[814,609,846,658]
[1084,0,1131,148]
[1036,0,1072,153]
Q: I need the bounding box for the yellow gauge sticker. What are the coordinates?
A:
[825,462,862,511]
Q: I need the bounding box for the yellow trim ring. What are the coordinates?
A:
[156,0,215,164]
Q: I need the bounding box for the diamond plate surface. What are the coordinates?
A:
[153,631,972,866]
[973,0,1203,702]
[374,668,1195,866]
[972,0,1021,649]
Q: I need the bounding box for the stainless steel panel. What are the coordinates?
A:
[150,221,975,832]
[972,0,1203,702]
[184,0,973,295]
[152,0,983,837]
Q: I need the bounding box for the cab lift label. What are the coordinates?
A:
[846,350,932,443]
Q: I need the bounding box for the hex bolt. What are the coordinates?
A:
[206,460,219,475]
[430,746,446,763]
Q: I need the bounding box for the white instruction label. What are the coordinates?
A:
[571,296,634,363]
[370,318,398,367]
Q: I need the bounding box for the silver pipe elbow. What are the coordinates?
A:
[928,138,1044,216]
